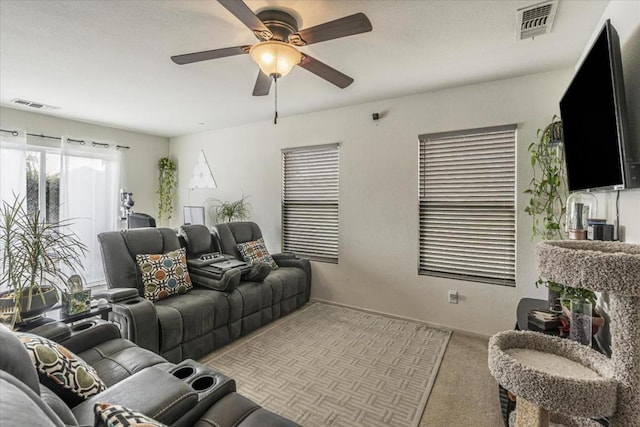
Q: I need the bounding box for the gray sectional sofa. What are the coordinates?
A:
[96,222,311,363]
[0,320,298,426]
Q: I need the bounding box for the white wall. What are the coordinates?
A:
[170,68,575,336]
[0,107,169,222]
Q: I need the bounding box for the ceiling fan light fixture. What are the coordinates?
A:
[249,41,301,78]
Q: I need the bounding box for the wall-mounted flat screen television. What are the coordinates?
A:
[559,19,638,192]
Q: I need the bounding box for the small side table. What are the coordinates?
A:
[16,304,112,331]
[53,304,112,323]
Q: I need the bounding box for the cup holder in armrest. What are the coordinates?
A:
[191,375,217,392]
[172,366,196,380]
[170,360,234,401]
[124,299,142,305]
[165,361,237,425]
[71,321,96,332]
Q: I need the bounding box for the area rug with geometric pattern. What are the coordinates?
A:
[201,302,451,427]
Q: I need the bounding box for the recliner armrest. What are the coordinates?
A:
[109,297,159,354]
[94,288,139,303]
[57,321,122,355]
[273,255,309,270]
[72,367,199,425]
[271,252,297,261]
[272,255,312,303]
[28,321,71,342]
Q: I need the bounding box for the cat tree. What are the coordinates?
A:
[489,240,640,427]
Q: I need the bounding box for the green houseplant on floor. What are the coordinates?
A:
[0,195,87,328]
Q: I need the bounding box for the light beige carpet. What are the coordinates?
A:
[420,332,504,427]
[201,302,451,427]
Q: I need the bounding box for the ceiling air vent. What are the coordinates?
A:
[516,0,558,41]
[10,98,60,111]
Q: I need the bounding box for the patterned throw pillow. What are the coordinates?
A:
[94,403,166,427]
[136,248,193,302]
[16,332,106,407]
[237,238,278,269]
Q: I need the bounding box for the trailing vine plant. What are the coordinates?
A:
[524,116,596,305]
[157,157,177,221]
[524,115,567,240]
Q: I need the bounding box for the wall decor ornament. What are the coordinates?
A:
[189,150,216,190]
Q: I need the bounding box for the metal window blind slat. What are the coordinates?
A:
[282,145,339,263]
[418,127,516,285]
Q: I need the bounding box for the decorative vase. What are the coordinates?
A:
[62,290,92,315]
[566,192,598,239]
[569,299,592,346]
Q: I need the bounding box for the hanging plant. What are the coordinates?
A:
[524,117,596,307]
[524,116,567,240]
[157,157,177,221]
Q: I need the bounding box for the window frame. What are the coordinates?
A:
[418,124,517,287]
[281,143,340,264]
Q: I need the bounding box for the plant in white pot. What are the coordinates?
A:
[206,194,251,223]
[0,195,87,328]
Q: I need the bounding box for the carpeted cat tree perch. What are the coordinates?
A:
[488,240,640,427]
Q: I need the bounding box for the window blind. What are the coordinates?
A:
[418,125,516,286]
[282,144,339,263]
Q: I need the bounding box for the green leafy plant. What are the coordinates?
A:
[526,117,597,306]
[157,157,177,221]
[207,195,251,223]
[524,116,567,240]
[0,195,87,324]
[536,277,596,308]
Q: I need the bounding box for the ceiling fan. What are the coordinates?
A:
[171,0,373,97]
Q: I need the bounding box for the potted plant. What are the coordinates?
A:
[524,117,598,314]
[206,195,251,223]
[0,195,87,328]
[157,157,177,221]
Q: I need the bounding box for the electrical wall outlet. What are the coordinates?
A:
[448,290,459,304]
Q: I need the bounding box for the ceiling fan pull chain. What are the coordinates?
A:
[274,75,278,125]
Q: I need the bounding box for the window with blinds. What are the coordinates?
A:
[282,143,339,263]
[418,125,516,286]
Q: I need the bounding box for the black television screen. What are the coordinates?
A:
[559,20,635,192]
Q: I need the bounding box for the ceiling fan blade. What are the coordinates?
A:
[252,71,273,96]
[289,13,372,46]
[171,46,249,65]
[298,54,354,89]
[217,0,273,40]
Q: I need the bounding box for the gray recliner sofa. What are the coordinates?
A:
[213,222,311,314]
[0,321,298,426]
[96,223,311,363]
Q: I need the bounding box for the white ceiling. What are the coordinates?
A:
[0,0,609,138]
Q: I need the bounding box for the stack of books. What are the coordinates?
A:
[527,309,561,330]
